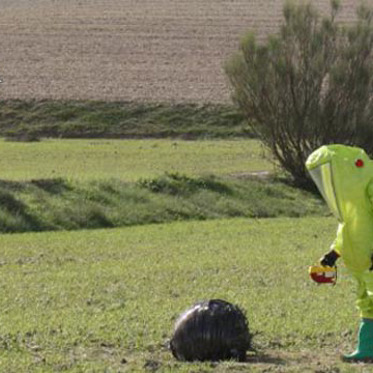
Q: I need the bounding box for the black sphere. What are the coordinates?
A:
[170,299,251,362]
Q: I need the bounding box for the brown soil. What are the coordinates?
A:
[0,0,361,103]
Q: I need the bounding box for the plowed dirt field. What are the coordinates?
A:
[0,0,362,103]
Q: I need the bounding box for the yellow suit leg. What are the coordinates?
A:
[354,271,373,319]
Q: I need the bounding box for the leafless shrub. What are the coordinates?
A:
[226,0,373,187]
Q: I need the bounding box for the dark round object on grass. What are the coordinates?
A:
[170,299,251,362]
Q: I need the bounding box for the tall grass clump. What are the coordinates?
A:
[0,175,327,233]
[0,100,250,140]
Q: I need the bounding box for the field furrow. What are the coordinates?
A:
[0,0,360,103]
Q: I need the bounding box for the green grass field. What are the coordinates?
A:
[0,139,272,181]
[0,138,327,233]
[0,217,362,372]
[0,136,364,372]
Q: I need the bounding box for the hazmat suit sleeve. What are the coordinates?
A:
[328,179,373,263]
[330,223,343,256]
[367,179,373,208]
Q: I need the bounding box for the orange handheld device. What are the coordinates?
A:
[309,265,337,285]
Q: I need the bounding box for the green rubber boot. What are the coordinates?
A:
[343,319,373,363]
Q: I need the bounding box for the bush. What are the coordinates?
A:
[225,0,373,187]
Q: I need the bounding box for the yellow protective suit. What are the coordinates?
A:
[306,144,373,318]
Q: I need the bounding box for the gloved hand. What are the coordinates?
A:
[320,250,340,267]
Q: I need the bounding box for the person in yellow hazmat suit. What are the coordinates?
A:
[306,144,373,362]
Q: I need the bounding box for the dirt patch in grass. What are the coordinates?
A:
[0,0,359,103]
[121,348,364,373]
[242,348,361,372]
